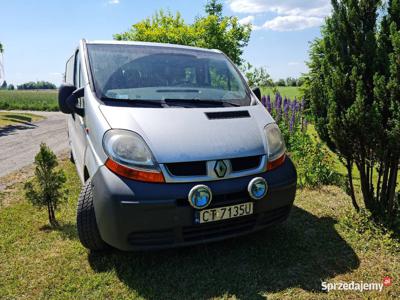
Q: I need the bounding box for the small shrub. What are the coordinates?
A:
[24,143,67,226]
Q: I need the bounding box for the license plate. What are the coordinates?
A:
[196,202,253,224]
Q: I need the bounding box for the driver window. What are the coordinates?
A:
[74,52,84,110]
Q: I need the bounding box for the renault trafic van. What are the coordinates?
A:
[59,39,297,251]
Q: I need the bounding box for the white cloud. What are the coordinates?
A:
[229,0,330,16]
[288,62,300,66]
[108,0,120,4]
[228,0,331,31]
[262,16,324,31]
[239,15,255,25]
[238,15,261,30]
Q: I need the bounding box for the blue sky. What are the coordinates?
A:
[0,0,330,85]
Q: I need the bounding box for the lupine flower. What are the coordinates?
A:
[292,99,297,111]
[289,111,296,132]
[295,100,300,112]
[261,95,267,107]
[283,98,290,121]
[266,95,272,113]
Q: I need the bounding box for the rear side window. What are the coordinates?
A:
[65,55,75,85]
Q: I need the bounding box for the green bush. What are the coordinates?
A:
[24,143,67,226]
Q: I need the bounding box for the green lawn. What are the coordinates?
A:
[0,159,398,299]
[261,86,303,100]
[0,112,45,127]
[0,90,58,111]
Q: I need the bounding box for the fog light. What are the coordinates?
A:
[188,185,212,209]
[248,177,268,200]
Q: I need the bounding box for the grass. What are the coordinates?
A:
[0,112,45,127]
[0,90,58,111]
[261,86,303,99]
[0,158,398,299]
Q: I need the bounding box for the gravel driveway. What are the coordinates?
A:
[0,111,68,178]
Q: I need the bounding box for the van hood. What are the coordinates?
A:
[99,104,274,163]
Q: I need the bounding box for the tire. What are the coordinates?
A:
[77,180,110,251]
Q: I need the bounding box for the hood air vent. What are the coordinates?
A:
[205,111,250,120]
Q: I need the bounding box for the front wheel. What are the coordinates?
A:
[77,180,110,251]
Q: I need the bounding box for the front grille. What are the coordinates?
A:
[127,229,175,247]
[165,155,262,178]
[166,161,207,176]
[231,155,262,172]
[183,215,257,242]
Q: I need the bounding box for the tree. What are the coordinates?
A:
[193,0,251,65]
[24,143,67,226]
[114,10,198,46]
[7,84,14,90]
[306,0,400,225]
[242,63,273,87]
[0,42,3,53]
[17,81,57,90]
[286,77,298,87]
[275,79,286,86]
[1,81,7,89]
[114,0,251,65]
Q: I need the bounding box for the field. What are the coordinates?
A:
[0,90,58,111]
[0,158,398,299]
[261,86,303,99]
[0,112,44,127]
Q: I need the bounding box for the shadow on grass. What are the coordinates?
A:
[88,206,359,299]
[39,222,78,240]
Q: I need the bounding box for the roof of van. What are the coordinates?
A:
[85,40,223,54]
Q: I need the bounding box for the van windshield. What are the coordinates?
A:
[87,44,251,107]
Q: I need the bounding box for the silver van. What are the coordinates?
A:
[59,39,297,251]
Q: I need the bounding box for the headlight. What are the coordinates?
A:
[103,129,164,182]
[264,123,286,170]
[103,129,156,169]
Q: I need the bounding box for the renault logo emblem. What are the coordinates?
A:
[214,160,228,178]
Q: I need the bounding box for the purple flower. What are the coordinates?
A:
[283,98,290,121]
[289,111,296,132]
[266,95,272,113]
[275,94,282,111]
[261,95,267,107]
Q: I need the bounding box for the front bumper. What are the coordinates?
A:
[91,157,297,251]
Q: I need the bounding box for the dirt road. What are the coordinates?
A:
[0,111,68,178]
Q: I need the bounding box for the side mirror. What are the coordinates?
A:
[58,84,76,114]
[58,84,84,116]
[252,87,262,101]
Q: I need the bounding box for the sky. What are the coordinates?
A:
[0,0,331,86]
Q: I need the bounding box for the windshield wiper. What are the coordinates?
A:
[164,99,241,107]
[101,97,165,107]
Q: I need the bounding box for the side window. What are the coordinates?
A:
[74,51,85,110]
[65,55,75,85]
[75,51,82,88]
